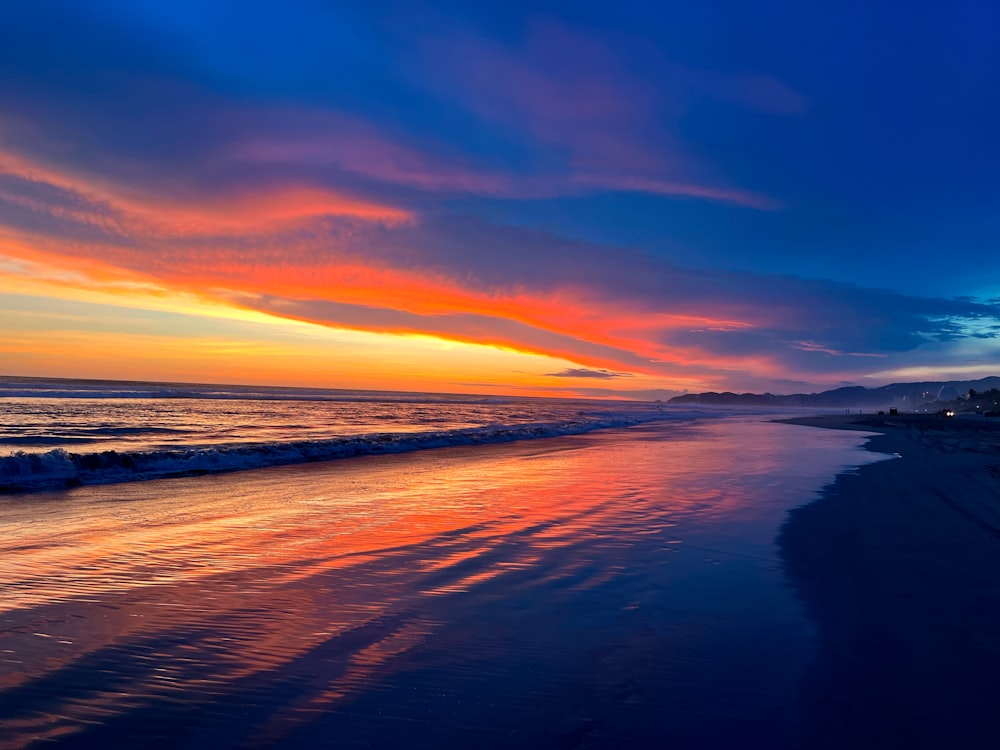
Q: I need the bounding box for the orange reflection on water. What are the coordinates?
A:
[0,420,883,746]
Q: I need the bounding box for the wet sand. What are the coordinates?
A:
[776,414,1000,748]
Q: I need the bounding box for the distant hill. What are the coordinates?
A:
[668,376,1000,409]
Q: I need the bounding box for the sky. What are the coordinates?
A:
[1,0,998,398]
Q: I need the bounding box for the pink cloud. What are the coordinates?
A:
[227,114,520,196]
[575,175,783,210]
[0,149,412,242]
[422,21,670,172]
[221,102,777,209]
[411,19,789,208]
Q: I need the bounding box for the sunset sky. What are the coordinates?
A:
[2,1,998,398]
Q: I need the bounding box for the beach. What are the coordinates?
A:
[776,414,1000,748]
[1,410,998,748]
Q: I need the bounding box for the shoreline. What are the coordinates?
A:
[0,417,842,748]
[775,413,1000,747]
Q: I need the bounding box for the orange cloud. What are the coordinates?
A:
[0,150,412,242]
[1,223,765,391]
[6,144,938,395]
[3,218,750,389]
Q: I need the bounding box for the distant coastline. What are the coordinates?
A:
[670,375,1000,411]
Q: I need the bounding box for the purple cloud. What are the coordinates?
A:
[547,368,634,379]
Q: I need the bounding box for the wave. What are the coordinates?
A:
[0,436,107,446]
[0,388,207,400]
[0,427,189,445]
[0,378,533,404]
[0,414,684,493]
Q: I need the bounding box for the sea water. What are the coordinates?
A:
[1,377,704,492]
[0,378,887,747]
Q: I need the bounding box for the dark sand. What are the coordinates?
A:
[776,414,1000,748]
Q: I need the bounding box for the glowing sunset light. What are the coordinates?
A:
[2,291,643,396]
[0,3,997,396]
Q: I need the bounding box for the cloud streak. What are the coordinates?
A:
[547,368,634,379]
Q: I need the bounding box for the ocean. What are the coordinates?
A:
[0,376,693,493]
[0,378,887,748]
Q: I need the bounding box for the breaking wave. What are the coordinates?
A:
[0,414,679,493]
